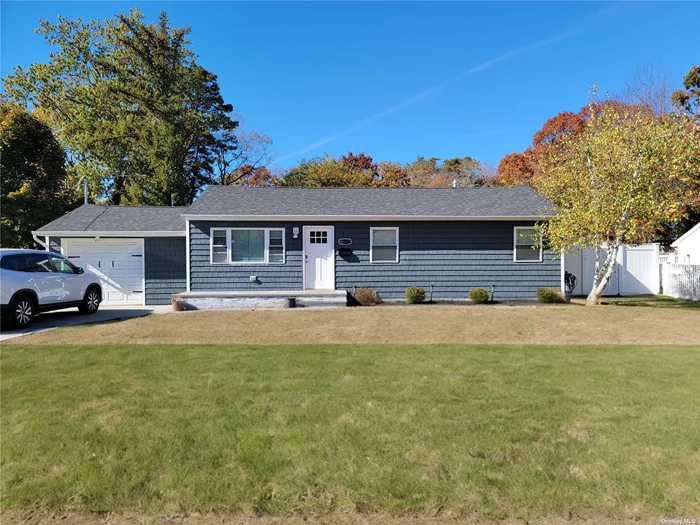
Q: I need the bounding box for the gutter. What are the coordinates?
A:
[31,230,186,238]
[180,214,554,222]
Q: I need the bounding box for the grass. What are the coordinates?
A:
[8,302,700,345]
[599,294,700,309]
[2,343,700,519]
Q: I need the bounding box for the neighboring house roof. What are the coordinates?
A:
[34,204,187,236]
[671,221,700,248]
[183,186,554,220]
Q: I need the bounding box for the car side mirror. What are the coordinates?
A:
[76,267,84,274]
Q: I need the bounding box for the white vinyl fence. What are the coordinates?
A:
[661,264,700,300]
[659,254,691,265]
[565,244,660,296]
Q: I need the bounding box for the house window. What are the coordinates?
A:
[309,230,328,244]
[210,228,285,264]
[212,230,228,263]
[370,227,399,263]
[269,230,284,263]
[231,229,265,263]
[514,227,542,262]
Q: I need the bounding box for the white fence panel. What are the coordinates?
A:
[620,244,661,295]
[660,254,690,265]
[564,244,659,296]
[662,264,700,301]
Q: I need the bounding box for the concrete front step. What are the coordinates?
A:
[172,290,348,310]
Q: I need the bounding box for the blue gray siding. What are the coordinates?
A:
[144,237,187,305]
[190,221,560,300]
[190,222,302,291]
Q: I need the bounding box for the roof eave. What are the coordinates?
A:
[32,230,187,237]
[671,222,700,247]
[180,214,553,221]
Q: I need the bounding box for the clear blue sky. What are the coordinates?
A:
[2,1,699,170]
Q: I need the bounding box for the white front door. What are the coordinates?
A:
[304,226,335,290]
[62,239,145,304]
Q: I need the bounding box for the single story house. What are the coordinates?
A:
[34,186,562,305]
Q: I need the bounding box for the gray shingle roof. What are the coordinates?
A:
[35,204,186,233]
[35,187,554,234]
[184,186,554,218]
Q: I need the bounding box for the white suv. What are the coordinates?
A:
[0,249,103,329]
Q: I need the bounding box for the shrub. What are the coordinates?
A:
[353,287,382,306]
[405,286,426,304]
[537,287,567,304]
[469,288,490,304]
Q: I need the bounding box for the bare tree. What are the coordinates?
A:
[213,115,275,185]
[619,63,673,116]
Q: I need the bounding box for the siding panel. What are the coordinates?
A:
[145,237,187,305]
[189,221,560,300]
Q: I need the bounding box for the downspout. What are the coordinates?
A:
[32,232,48,250]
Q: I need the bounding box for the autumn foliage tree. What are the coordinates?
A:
[496,151,536,186]
[672,65,700,122]
[496,102,634,186]
[278,153,494,187]
[536,102,700,304]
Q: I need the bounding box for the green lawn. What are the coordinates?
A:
[2,343,699,520]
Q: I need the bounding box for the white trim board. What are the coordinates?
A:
[181,214,551,222]
[33,230,186,237]
[671,222,700,247]
[185,219,191,292]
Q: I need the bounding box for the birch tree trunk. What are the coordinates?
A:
[586,243,620,304]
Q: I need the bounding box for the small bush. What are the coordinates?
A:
[469,288,490,304]
[354,287,383,306]
[405,286,426,304]
[537,287,567,304]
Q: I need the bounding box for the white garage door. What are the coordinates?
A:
[62,239,145,304]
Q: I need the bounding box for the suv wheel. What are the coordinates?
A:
[79,288,101,315]
[10,295,35,329]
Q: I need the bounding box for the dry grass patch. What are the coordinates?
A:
[8,304,700,345]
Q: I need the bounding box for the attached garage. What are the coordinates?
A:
[34,204,187,306]
[62,239,145,304]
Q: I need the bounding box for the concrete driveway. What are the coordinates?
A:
[0,305,170,342]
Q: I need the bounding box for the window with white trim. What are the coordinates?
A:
[212,230,228,263]
[514,227,542,262]
[370,227,399,263]
[210,228,285,264]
